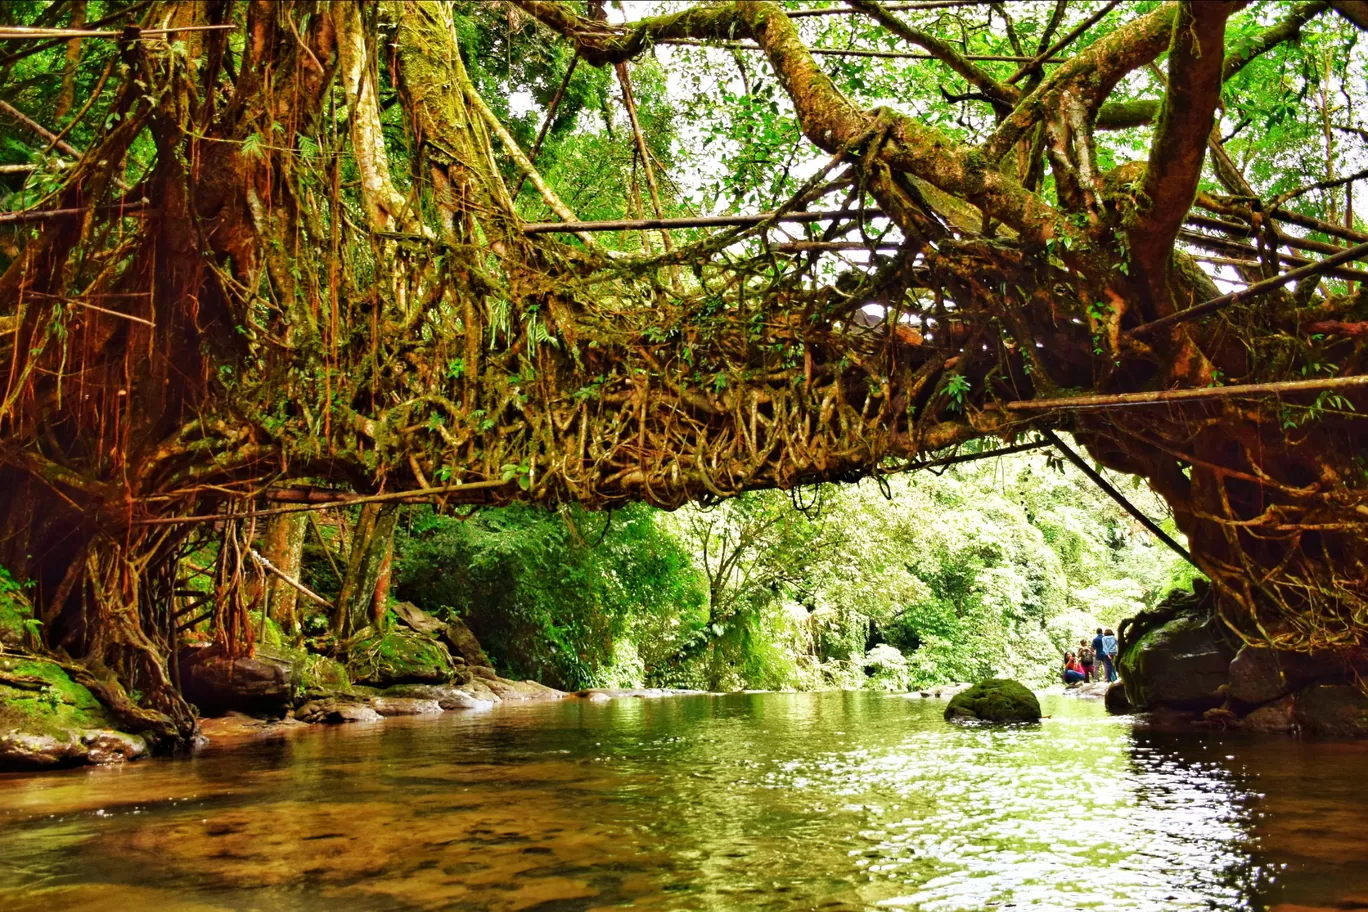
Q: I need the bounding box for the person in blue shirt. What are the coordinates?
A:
[1101,629,1119,682]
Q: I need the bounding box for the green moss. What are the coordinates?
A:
[248,612,286,648]
[348,629,455,687]
[300,653,353,698]
[0,567,36,650]
[0,657,116,739]
[945,678,1041,723]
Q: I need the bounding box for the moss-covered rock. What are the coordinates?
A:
[298,653,353,702]
[0,656,146,769]
[347,628,456,687]
[944,679,1041,723]
[1118,585,1235,712]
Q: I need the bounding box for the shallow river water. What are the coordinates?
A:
[0,692,1365,911]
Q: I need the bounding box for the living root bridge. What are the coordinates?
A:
[1,0,1366,740]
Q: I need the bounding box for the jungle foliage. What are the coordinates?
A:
[388,442,1190,691]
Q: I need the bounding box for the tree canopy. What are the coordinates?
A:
[0,0,1365,737]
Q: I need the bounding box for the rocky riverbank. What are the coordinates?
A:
[0,594,573,771]
[1116,581,1368,735]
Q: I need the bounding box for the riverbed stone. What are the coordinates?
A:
[179,644,301,716]
[462,678,503,703]
[381,684,492,710]
[1104,681,1133,715]
[1243,694,1297,732]
[369,697,443,716]
[1292,685,1368,737]
[944,679,1041,723]
[482,678,563,702]
[295,698,384,724]
[347,628,457,687]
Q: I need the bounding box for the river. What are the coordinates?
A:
[0,692,1363,911]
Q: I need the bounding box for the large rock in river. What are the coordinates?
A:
[180,644,301,716]
[944,679,1041,723]
[1118,583,1236,711]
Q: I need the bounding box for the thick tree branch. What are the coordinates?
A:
[845,0,1018,110]
[1130,1,1241,311]
[984,4,1177,162]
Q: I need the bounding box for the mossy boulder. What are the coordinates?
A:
[0,656,146,769]
[298,653,353,703]
[347,628,456,687]
[944,679,1041,723]
[1117,585,1235,711]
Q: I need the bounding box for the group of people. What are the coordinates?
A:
[1062,628,1118,685]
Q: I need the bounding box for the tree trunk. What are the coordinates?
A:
[261,512,308,637]
[334,504,398,638]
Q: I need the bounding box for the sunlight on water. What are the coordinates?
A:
[0,692,1364,911]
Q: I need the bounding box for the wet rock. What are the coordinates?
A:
[482,678,564,702]
[1064,681,1111,700]
[81,729,149,764]
[0,656,147,769]
[1243,695,1297,732]
[1104,682,1133,715]
[1292,685,1368,737]
[381,684,492,710]
[470,665,497,681]
[1227,646,1325,707]
[462,678,503,704]
[369,697,442,717]
[347,628,457,688]
[179,644,300,716]
[441,616,494,669]
[1118,586,1235,711]
[944,679,1041,723]
[919,683,973,699]
[294,698,383,724]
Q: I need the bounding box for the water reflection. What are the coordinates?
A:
[0,693,1363,911]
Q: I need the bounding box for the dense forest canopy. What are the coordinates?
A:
[0,0,1365,738]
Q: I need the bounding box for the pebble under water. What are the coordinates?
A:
[0,692,1364,911]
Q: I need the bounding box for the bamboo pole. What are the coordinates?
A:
[1006,374,1368,412]
[1130,240,1368,337]
[523,207,882,234]
[785,0,992,16]
[0,24,236,40]
[658,39,1063,63]
[249,549,333,610]
[1041,430,1196,565]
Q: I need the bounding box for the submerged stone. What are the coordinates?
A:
[944,679,1041,723]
